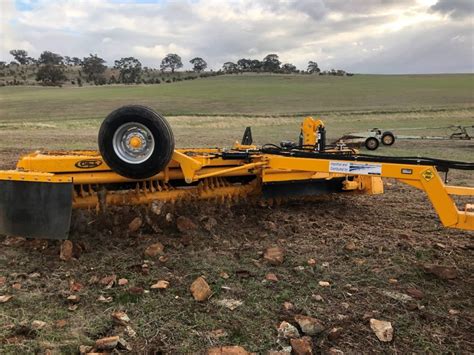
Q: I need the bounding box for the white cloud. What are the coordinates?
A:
[133,44,191,59]
[0,0,472,73]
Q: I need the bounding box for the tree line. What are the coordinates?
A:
[1,49,352,87]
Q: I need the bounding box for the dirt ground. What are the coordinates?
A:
[0,147,473,354]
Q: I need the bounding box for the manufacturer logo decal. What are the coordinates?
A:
[329,161,381,175]
[75,159,102,169]
[422,169,434,181]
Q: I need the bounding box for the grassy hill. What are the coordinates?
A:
[1,74,473,121]
[0,73,472,159]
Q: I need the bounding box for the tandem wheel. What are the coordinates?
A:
[364,137,379,150]
[381,131,395,146]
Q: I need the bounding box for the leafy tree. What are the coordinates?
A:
[36,65,66,86]
[160,53,183,73]
[82,54,107,82]
[249,59,262,72]
[26,57,37,65]
[262,54,281,72]
[222,62,238,73]
[9,49,29,65]
[307,61,320,74]
[64,56,74,66]
[190,57,207,72]
[281,63,297,73]
[35,51,66,86]
[38,51,64,65]
[114,57,142,83]
[237,58,252,72]
[72,57,82,66]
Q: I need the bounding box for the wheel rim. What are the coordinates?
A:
[367,139,377,149]
[112,122,155,164]
[383,136,393,144]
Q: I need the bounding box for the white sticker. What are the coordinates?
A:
[329,161,381,175]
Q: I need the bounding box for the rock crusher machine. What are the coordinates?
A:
[0,105,473,240]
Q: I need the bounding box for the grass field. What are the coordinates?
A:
[0,74,473,354]
[1,74,473,119]
[0,74,473,159]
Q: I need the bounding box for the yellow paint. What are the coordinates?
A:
[1,119,472,231]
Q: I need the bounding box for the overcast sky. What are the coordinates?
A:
[1,0,473,73]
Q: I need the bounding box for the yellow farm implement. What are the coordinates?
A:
[0,105,473,239]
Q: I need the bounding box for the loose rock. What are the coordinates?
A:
[95,335,119,350]
[344,240,356,251]
[144,242,165,257]
[67,295,80,303]
[112,311,130,325]
[125,325,137,338]
[406,287,424,300]
[2,236,26,246]
[69,281,83,292]
[128,217,142,233]
[31,320,47,330]
[129,286,144,295]
[151,280,170,290]
[55,319,67,328]
[263,246,284,265]
[118,278,129,286]
[207,346,249,355]
[118,337,132,351]
[423,264,458,280]
[369,318,393,342]
[100,274,117,288]
[216,298,242,310]
[282,301,294,311]
[190,276,212,301]
[177,216,198,233]
[203,216,218,232]
[79,345,93,354]
[381,290,414,303]
[294,315,324,335]
[59,240,73,261]
[290,336,313,355]
[312,294,323,302]
[277,321,300,339]
[97,295,113,303]
[328,327,343,341]
[265,273,279,282]
[319,281,330,287]
[151,201,164,216]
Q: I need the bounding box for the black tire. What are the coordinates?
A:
[381,131,395,146]
[364,137,379,150]
[98,105,174,179]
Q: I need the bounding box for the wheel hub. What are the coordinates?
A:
[112,122,155,164]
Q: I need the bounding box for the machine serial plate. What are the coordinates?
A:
[329,161,382,175]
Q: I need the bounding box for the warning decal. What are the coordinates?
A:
[422,169,434,181]
[329,161,382,175]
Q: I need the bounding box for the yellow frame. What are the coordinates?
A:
[1,115,472,231]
